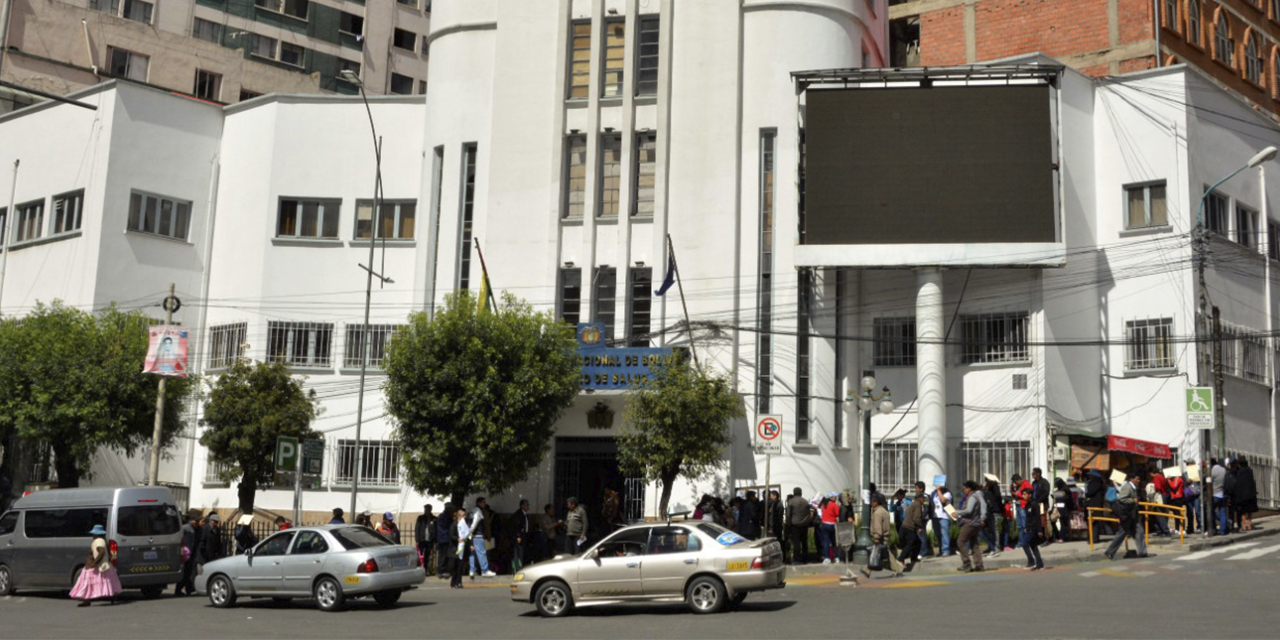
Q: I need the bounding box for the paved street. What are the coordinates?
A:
[3,538,1279,640]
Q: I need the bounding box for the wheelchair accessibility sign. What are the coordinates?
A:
[1186,387,1215,430]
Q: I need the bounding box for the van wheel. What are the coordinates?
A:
[313,576,346,612]
[141,586,163,599]
[0,564,13,596]
[208,575,236,608]
[686,576,726,614]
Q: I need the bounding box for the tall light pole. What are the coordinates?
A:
[341,70,393,519]
[845,373,893,565]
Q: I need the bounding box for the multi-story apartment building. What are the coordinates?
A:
[0,0,431,112]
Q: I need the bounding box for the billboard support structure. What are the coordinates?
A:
[917,270,947,488]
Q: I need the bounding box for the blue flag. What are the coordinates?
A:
[655,252,676,296]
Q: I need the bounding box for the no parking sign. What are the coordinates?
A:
[755,415,783,455]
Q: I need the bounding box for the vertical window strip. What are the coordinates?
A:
[563,135,587,219]
[559,268,582,325]
[633,132,657,217]
[601,19,625,98]
[457,144,477,290]
[628,267,652,347]
[834,270,845,448]
[756,131,776,414]
[598,134,622,217]
[635,16,659,96]
[568,21,592,99]
[796,270,812,443]
[594,266,617,341]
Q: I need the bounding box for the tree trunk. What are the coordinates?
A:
[237,478,258,514]
[52,442,81,488]
[658,472,677,519]
[451,492,466,509]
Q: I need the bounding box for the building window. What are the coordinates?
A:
[390,73,414,95]
[266,321,334,368]
[1204,190,1228,234]
[598,134,622,217]
[594,266,617,341]
[338,59,361,80]
[128,192,191,241]
[356,200,416,240]
[873,317,917,366]
[563,135,587,219]
[628,267,652,347]
[193,69,222,101]
[393,28,416,52]
[559,268,582,325]
[1236,204,1259,248]
[396,0,418,6]
[1269,221,1280,260]
[601,19,625,98]
[1274,49,1280,98]
[344,324,399,369]
[418,80,428,95]
[277,198,340,239]
[960,441,1032,489]
[457,144,477,290]
[1188,0,1201,47]
[633,132,656,217]
[250,34,277,60]
[334,440,399,488]
[12,200,44,244]
[1125,318,1174,371]
[1273,0,1280,22]
[0,208,6,248]
[636,16,659,96]
[873,441,918,498]
[193,17,223,43]
[239,89,262,101]
[1124,181,1168,229]
[280,42,305,67]
[256,0,308,20]
[960,312,1030,364]
[796,270,812,443]
[1246,33,1264,84]
[339,11,363,35]
[51,191,84,235]
[756,131,775,414]
[208,322,248,370]
[567,21,591,100]
[107,47,149,82]
[1163,0,1179,31]
[203,460,236,485]
[1215,13,1233,66]
[1221,324,1270,383]
[92,0,153,24]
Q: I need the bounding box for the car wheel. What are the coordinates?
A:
[533,580,573,618]
[686,576,726,614]
[373,590,401,608]
[0,564,13,596]
[140,585,163,599]
[208,575,236,608]
[313,576,346,612]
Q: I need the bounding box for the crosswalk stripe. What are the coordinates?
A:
[1176,542,1260,561]
[1225,542,1280,561]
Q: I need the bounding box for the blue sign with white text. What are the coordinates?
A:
[577,322,675,390]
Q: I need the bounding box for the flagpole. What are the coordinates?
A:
[473,238,498,312]
[666,234,699,367]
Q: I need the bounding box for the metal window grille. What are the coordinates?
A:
[1222,323,1270,384]
[266,321,334,368]
[632,132,656,217]
[756,131,775,414]
[559,268,582,325]
[52,191,83,234]
[567,21,591,99]
[872,441,918,498]
[356,200,416,240]
[203,460,236,486]
[960,312,1030,364]
[1124,182,1167,229]
[601,19,625,98]
[594,267,617,341]
[563,135,587,219]
[277,198,340,239]
[635,16,659,96]
[873,317,917,366]
[334,440,399,488]
[344,324,400,369]
[960,441,1033,487]
[598,134,622,217]
[1125,318,1174,371]
[208,322,248,370]
[1012,373,1028,390]
[795,270,812,443]
[457,144,477,290]
[1204,190,1228,234]
[628,267,652,347]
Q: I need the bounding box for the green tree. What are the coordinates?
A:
[384,290,581,505]
[200,359,321,513]
[0,302,194,487]
[617,359,743,517]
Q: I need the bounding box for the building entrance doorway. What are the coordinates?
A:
[553,437,645,542]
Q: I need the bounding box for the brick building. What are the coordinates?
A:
[890,0,1280,118]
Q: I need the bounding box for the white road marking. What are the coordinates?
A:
[1225,542,1280,561]
[1175,542,1260,561]
[1079,571,1100,578]
[1131,570,1155,577]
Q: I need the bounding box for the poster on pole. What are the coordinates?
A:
[143,326,189,378]
[754,415,783,455]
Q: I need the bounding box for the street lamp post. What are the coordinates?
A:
[845,374,893,565]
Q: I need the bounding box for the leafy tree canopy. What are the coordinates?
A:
[384,290,581,504]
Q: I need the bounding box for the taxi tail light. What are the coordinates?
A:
[108,540,119,566]
[357,558,380,573]
[751,556,765,570]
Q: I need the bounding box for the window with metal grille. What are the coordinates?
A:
[1222,324,1270,384]
[1124,181,1167,229]
[594,267,617,341]
[559,268,582,325]
[457,144,477,290]
[1204,190,1227,234]
[52,190,83,235]
[344,324,400,369]
[1188,0,1201,47]
[598,134,622,217]
[277,197,340,239]
[207,322,248,370]
[108,47,149,81]
[567,21,591,100]
[1235,204,1259,249]
[193,17,223,43]
[601,19,625,98]
[960,312,1029,364]
[335,440,399,487]
[628,267,652,347]
[633,132,656,217]
[873,317,916,366]
[266,321,334,368]
[563,135,586,218]
[356,200,416,240]
[193,69,222,101]
[203,460,236,486]
[1125,318,1174,371]
[960,441,1032,488]
[796,270,812,443]
[636,16,659,96]
[1245,33,1263,84]
[1012,373,1028,390]
[756,130,775,414]
[1215,13,1233,66]
[872,441,918,498]
[128,191,191,241]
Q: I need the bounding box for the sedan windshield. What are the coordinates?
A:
[331,526,394,550]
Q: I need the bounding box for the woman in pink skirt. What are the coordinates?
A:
[69,525,122,606]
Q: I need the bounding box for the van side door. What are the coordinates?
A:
[0,511,18,570]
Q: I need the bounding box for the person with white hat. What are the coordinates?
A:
[69,524,122,607]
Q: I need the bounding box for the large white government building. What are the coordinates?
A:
[1,0,1277,524]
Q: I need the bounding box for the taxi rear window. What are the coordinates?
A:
[697,522,746,546]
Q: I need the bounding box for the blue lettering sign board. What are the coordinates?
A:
[577,323,675,390]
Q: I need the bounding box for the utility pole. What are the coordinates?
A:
[1212,307,1225,460]
[147,283,176,486]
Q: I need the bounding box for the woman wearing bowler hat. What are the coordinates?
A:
[69,524,122,606]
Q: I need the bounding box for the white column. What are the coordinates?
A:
[917,268,946,484]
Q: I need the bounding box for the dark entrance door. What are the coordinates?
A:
[553,437,644,543]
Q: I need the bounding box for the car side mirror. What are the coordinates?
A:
[586,548,599,560]
[245,548,254,559]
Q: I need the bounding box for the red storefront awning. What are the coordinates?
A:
[1107,435,1171,459]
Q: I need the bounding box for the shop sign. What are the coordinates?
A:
[1107,435,1171,459]
[577,322,676,390]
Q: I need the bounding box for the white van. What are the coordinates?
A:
[0,486,183,598]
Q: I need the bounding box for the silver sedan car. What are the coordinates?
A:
[196,525,425,612]
[510,520,786,617]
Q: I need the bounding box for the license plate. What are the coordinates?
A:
[727,561,750,571]
[344,576,360,584]
[392,556,409,569]
[143,551,158,561]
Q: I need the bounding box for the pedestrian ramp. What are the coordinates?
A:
[1174,542,1259,562]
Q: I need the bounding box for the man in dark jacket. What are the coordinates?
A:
[199,513,224,565]
[434,503,455,578]
[1234,459,1258,532]
[415,504,435,571]
[785,488,811,564]
[980,476,1002,555]
[736,491,760,539]
[898,492,926,572]
[328,507,345,525]
[510,499,532,569]
[175,511,202,596]
[766,490,785,542]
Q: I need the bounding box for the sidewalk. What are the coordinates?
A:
[788,514,1279,577]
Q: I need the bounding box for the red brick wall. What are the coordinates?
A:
[974,0,1112,62]
[921,6,967,66]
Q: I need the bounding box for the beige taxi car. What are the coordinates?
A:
[510,520,785,617]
